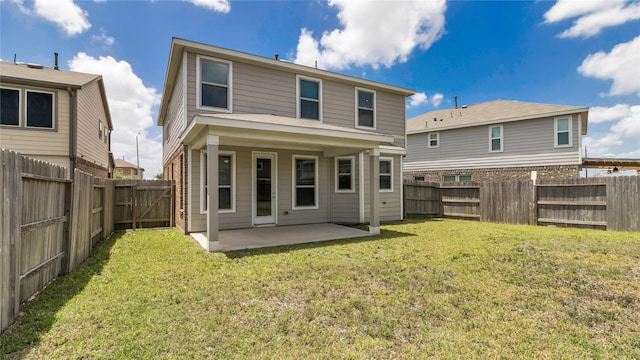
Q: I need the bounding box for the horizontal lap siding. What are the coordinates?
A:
[323,81,355,128]
[376,92,406,148]
[163,58,185,165]
[363,153,403,222]
[0,85,69,161]
[233,62,296,117]
[76,81,109,170]
[405,115,581,170]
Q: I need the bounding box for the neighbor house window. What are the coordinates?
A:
[99,122,103,139]
[443,174,472,183]
[293,155,318,209]
[380,157,393,192]
[335,156,354,192]
[356,88,375,128]
[198,56,232,111]
[201,151,236,213]
[489,125,503,152]
[428,132,439,148]
[555,117,572,147]
[414,176,425,181]
[26,90,54,129]
[297,76,321,121]
[0,87,20,126]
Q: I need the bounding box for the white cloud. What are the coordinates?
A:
[578,36,640,97]
[430,93,444,107]
[544,0,640,39]
[184,0,230,13]
[69,53,163,177]
[294,0,446,70]
[11,0,91,36]
[408,92,428,108]
[91,28,115,46]
[583,103,640,157]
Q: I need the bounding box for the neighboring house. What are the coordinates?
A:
[158,38,414,250]
[114,158,144,179]
[404,100,589,182]
[0,60,114,178]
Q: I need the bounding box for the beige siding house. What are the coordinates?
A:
[158,38,414,251]
[114,158,144,179]
[0,61,113,178]
[404,100,589,182]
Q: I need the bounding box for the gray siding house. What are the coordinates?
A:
[404,100,589,182]
[158,38,414,251]
[0,61,114,178]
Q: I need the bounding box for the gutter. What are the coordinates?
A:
[67,87,77,179]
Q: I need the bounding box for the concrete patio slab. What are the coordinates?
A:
[191,223,371,252]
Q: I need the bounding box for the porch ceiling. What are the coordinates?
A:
[181,113,396,157]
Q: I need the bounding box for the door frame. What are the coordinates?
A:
[252,151,278,226]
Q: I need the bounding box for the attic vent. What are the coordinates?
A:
[461,105,468,108]
[27,63,43,69]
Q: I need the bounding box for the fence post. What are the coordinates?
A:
[61,181,73,275]
[530,181,538,226]
[132,184,137,230]
[0,150,23,332]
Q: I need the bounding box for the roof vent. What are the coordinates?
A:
[26,63,43,69]
[274,53,279,60]
[461,105,468,108]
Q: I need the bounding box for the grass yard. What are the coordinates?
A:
[1,219,639,359]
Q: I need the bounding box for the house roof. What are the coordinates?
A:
[114,158,144,170]
[407,100,589,135]
[0,61,114,130]
[157,38,416,125]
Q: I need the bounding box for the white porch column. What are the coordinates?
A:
[206,135,219,248]
[369,148,380,235]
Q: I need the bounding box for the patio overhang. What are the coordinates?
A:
[181,113,396,157]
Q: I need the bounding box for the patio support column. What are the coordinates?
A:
[369,148,380,235]
[206,134,219,248]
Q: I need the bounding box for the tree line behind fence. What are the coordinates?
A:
[1,149,173,333]
[404,177,640,232]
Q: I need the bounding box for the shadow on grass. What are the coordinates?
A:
[0,232,122,357]
[224,228,415,259]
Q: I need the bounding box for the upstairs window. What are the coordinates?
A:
[198,56,231,111]
[555,117,572,147]
[489,125,503,152]
[356,88,375,128]
[428,132,439,148]
[0,87,20,126]
[297,76,321,121]
[26,90,54,129]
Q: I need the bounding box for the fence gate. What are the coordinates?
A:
[114,180,173,230]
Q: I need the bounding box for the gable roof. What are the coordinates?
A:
[157,37,415,126]
[0,61,114,130]
[407,100,589,135]
[114,158,143,170]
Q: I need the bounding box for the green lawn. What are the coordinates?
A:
[2,219,639,359]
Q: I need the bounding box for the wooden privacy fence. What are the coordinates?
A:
[404,176,640,232]
[1,149,173,333]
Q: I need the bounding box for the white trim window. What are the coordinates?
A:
[297,75,322,121]
[197,55,232,112]
[335,156,355,192]
[292,155,318,209]
[380,157,393,192]
[200,151,236,214]
[0,87,20,126]
[489,125,503,152]
[555,116,572,147]
[355,88,375,129]
[26,90,55,129]
[443,174,472,183]
[428,132,439,148]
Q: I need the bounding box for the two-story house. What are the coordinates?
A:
[114,158,144,179]
[404,100,589,182]
[158,38,414,251]
[0,60,113,178]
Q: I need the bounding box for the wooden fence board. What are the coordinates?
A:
[68,170,93,272]
[607,176,640,231]
[1,150,21,331]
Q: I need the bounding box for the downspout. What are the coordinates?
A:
[67,87,77,179]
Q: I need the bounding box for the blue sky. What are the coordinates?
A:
[1,0,639,177]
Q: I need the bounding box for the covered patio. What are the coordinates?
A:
[190,223,372,252]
